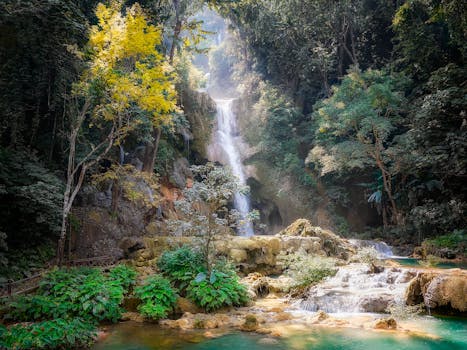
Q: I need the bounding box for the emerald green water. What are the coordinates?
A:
[389,258,467,269]
[94,316,467,350]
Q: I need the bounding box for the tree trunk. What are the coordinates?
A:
[169,0,181,64]
[169,20,182,64]
[142,128,162,173]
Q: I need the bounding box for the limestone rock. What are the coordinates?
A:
[176,297,203,314]
[405,271,467,314]
[240,314,259,332]
[374,318,397,330]
[278,219,354,259]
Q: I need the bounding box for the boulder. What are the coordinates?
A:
[359,295,394,313]
[374,318,397,330]
[240,314,259,332]
[405,271,467,314]
[278,219,354,259]
[176,297,203,314]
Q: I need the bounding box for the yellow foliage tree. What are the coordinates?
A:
[58,1,177,263]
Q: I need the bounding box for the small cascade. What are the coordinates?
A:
[301,264,415,314]
[210,99,254,236]
[349,239,395,258]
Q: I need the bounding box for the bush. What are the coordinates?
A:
[134,275,177,320]
[38,267,125,322]
[0,318,96,350]
[423,230,466,251]
[187,269,248,312]
[279,251,337,288]
[157,246,204,292]
[108,264,137,292]
[3,266,133,324]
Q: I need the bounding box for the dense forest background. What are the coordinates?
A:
[0,0,466,277]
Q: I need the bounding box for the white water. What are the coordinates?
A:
[211,99,254,236]
[301,264,415,313]
[349,239,395,258]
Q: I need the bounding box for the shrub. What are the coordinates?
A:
[4,266,133,324]
[108,264,137,292]
[279,251,337,288]
[423,230,466,255]
[157,246,204,292]
[3,295,73,321]
[38,267,124,322]
[134,275,177,320]
[186,269,248,312]
[0,318,96,350]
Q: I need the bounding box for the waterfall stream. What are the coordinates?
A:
[210,99,254,236]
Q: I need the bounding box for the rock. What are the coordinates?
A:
[374,318,397,330]
[278,219,354,259]
[359,295,393,313]
[230,248,248,263]
[405,271,467,314]
[176,297,203,314]
[240,314,259,332]
[119,237,145,258]
[121,312,145,323]
[274,312,292,321]
[311,310,329,323]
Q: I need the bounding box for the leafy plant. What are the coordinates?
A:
[0,318,96,350]
[4,266,133,324]
[157,246,204,292]
[134,275,177,320]
[38,267,125,322]
[108,264,137,292]
[187,268,248,312]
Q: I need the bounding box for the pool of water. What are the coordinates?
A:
[388,257,467,269]
[93,316,467,350]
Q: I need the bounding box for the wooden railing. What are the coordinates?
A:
[0,255,117,298]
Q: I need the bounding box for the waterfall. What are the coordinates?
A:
[300,264,415,314]
[212,98,254,236]
[349,239,395,258]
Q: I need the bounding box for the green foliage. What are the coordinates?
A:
[0,244,54,280]
[157,246,204,292]
[108,264,137,292]
[0,148,63,250]
[134,275,177,320]
[424,230,466,250]
[167,163,253,272]
[279,251,337,289]
[4,266,133,324]
[186,268,248,312]
[0,318,96,350]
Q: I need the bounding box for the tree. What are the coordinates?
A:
[167,163,254,275]
[311,69,408,225]
[57,1,177,263]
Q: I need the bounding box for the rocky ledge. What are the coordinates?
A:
[405,269,467,314]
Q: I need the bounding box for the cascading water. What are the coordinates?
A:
[210,99,254,236]
[349,239,395,258]
[300,264,416,313]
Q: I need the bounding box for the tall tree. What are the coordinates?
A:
[58,1,177,262]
